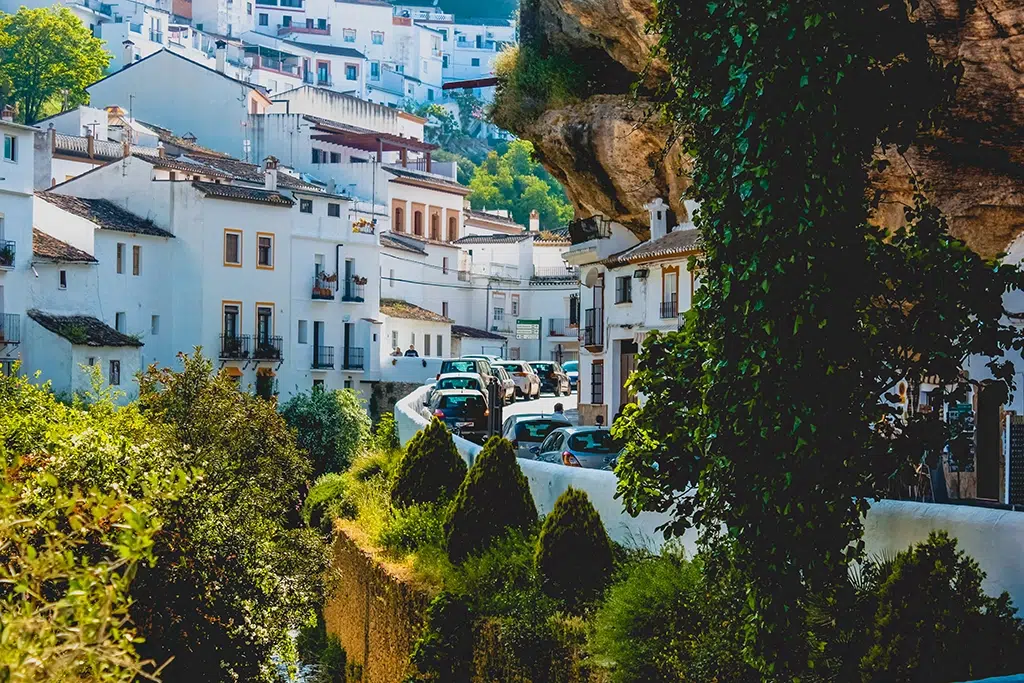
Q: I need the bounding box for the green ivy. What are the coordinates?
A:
[615,0,1024,676]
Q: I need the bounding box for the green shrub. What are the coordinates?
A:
[407,592,474,683]
[374,411,401,452]
[303,472,354,533]
[861,531,1024,683]
[376,503,447,557]
[281,387,371,474]
[392,418,467,508]
[297,614,347,683]
[349,448,401,483]
[591,551,754,683]
[444,436,537,563]
[535,486,614,611]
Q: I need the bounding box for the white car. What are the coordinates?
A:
[493,360,541,400]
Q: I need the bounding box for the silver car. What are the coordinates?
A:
[501,413,573,459]
[493,361,540,400]
[490,365,517,405]
[532,426,621,469]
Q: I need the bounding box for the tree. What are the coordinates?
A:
[280,387,371,475]
[616,0,1024,675]
[0,7,109,124]
[467,140,574,228]
[391,417,467,508]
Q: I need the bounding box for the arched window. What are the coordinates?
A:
[447,215,458,242]
[394,206,404,232]
[430,213,440,241]
[414,210,423,236]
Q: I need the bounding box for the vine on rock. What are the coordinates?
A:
[615,0,1024,676]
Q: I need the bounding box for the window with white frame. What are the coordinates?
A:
[2,134,15,162]
[371,30,383,44]
[392,330,398,349]
[58,270,67,290]
[115,312,126,333]
[109,360,121,386]
[343,28,355,42]
[298,319,308,344]
[511,295,520,316]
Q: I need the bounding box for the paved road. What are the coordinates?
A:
[502,389,578,425]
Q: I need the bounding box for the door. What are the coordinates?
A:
[313,321,324,366]
[257,306,272,345]
[538,431,564,462]
[344,259,355,298]
[343,322,353,368]
[619,340,638,409]
[223,304,238,338]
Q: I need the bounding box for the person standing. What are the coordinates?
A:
[404,344,420,357]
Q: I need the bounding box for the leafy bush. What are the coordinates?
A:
[303,472,355,534]
[444,436,537,563]
[591,551,755,683]
[281,387,371,474]
[491,45,588,134]
[392,418,467,508]
[406,592,474,683]
[374,411,401,452]
[350,447,401,483]
[860,531,1024,682]
[535,486,614,611]
[376,503,447,557]
[297,614,347,683]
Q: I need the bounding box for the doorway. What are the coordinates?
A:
[619,340,638,409]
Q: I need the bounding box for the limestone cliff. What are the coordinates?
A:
[511,0,1024,256]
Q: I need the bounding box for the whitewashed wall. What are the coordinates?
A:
[395,385,1024,605]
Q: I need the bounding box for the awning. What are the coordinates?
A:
[223,366,244,378]
[257,367,276,377]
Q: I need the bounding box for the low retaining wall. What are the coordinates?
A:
[395,385,1024,605]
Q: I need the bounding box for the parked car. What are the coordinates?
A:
[490,365,517,405]
[438,358,496,391]
[461,354,504,364]
[428,389,490,444]
[532,426,621,469]
[427,373,489,405]
[561,360,579,391]
[527,361,571,396]
[493,361,541,400]
[501,413,573,459]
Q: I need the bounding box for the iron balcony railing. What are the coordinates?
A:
[312,272,338,300]
[312,345,334,369]
[220,333,250,359]
[0,240,15,268]
[343,347,365,370]
[660,299,678,319]
[568,215,611,243]
[548,318,578,337]
[253,335,283,360]
[551,349,579,363]
[0,314,20,345]
[583,307,603,347]
[342,277,366,302]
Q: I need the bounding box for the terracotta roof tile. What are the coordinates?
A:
[608,228,702,266]
[380,298,452,323]
[452,233,532,245]
[380,231,427,254]
[36,193,174,237]
[28,310,143,347]
[134,153,233,178]
[32,228,98,263]
[451,324,506,340]
[191,181,294,206]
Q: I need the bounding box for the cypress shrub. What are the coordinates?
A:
[407,592,473,683]
[445,436,537,563]
[392,418,467,508]
[535,486,614,610]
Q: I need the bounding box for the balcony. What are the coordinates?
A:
[220,333,250,359]
[548,318,578,338]
[490,319,515,334]
[279,23,329,36]
[149,29,163,42]
[253,335,283,360]
[659,299,678,319]
[343,347,364,370]
[533,265,579,281]
[568,215,612,243]
[0,314,20,345]
[0,240,15,268]
[312,345,334,369]
[312,272,338,300]
[342,276,366,303]
[583,307,603,348]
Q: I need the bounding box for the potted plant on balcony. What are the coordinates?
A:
[256,339,280,360]
[323,272,338,283]
[352,275,368,286]
[223,335,244,357]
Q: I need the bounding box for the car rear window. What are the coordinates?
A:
[439,395,486,413]
[441,360,479,374]
[531,363,555,374]
[437,378,481,392]
[496,363,524,372]
[568,430,620,454]
[514,420,562,443]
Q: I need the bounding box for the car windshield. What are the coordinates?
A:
[441,360,479,374]
[568,430,620,454]
[496,363,524,373]
[514,420,563,443]
[562,361,578,372]
[530,363,556,375]
[437,378,481,391]
[438,395,486,414]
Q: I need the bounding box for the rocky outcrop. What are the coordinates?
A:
[515,0,1024,256]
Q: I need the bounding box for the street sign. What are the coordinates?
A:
[516,318,540,340]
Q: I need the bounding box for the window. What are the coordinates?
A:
[371,30,383,44]
[471,57,480,67]
[223,303,240,337]
[370,61,380,80]
[300,199,313,214]
[615,275,632,304]
[343,28,355,42]
[115,312,126,333]
[2,135,15,162]
[391,330,398,349]
[329,151,341,163]
[345,64,358,81]
[569,293,580,326]
[442,301,448,318]
[132,245,141,275]
[591,360,604,404]
[257,233,273,268]
[442,54,449,69]
[424,334,431,356]
[394,206,404,232]
[413,210,423,236]
[427,88,434,101]
[493,307,504,321]
[327,203,341,217]
[317,18,327,29]
[447,215,457,241]
[109,360,121,386]
[247,1,252,13]
[313,378,325,389]
[282,15,291,26]
[169,171,177,180]
[317,61,329,84]
[256,305,273,344]
[116,242,126,273]
[224,230,241,265]
[58,269,67,290]
[662,266,679,317]
[430,213,440,240]
[312,149,322,164]
[305,17,314,28]
[298,319,308,344]
[436,334,442,356]
[258,12,267,24]
[344,379,352,389]
[511,294,520,316]
[389,268,395,287]
[442,257,448,274]
[151,315,160,335]
[87,357,96,366]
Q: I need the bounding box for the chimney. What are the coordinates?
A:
[122,40,136,68]
[156,141,165,158]
[528,209,540,232]
[264,155,279,191]
[0,105,13,122]
[215,39,227,74]
[86,128,95,158]
[646,198,669,241]
[327,178,336,195]
[48,124,56,153]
